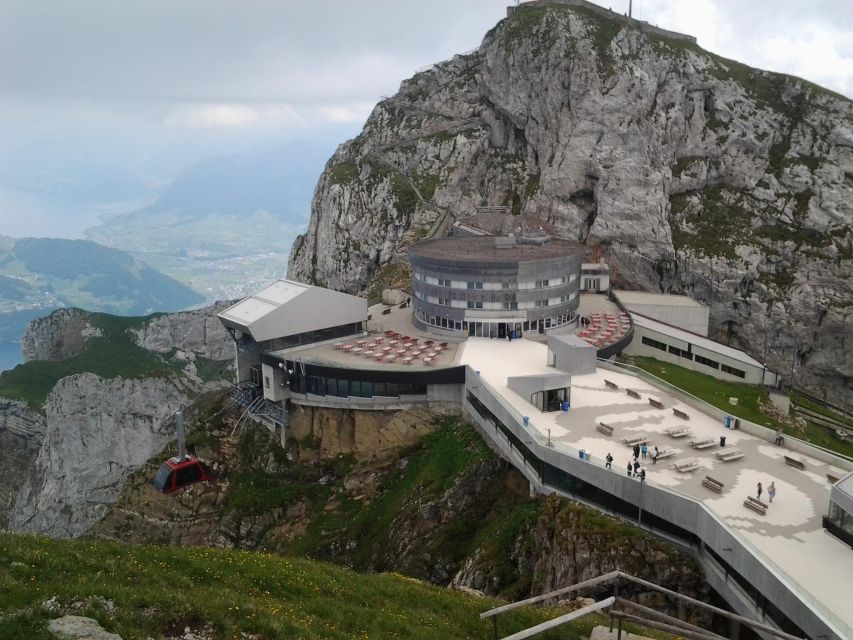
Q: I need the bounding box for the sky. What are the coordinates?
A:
[0,0,851,238]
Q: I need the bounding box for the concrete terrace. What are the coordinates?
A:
[459,337,853,634]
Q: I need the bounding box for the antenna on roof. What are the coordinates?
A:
[629,0,632,18]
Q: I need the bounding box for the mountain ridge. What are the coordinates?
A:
[287,1,852,407]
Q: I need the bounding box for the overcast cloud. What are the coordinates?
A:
[0,0,850,237]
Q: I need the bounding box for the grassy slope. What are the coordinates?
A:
[0,312,180,409]
[629,356,853,458]
[0,532,619,640]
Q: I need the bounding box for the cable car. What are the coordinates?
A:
[153,410,213,494]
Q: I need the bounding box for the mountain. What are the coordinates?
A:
[0,236,206,371]
[287,1,852,408]
[85,139,347,302]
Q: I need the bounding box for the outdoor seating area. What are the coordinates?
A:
[334,331,450,366]
[621,434,649,447]
[784,455,806,470]
[654,448,676,460]
[596,422,614,436]
[673,459,700,473]
[577,311,630,349]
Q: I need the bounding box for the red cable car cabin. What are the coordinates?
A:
[153,455,212,494]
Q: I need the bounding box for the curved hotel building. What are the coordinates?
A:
[408,234,584,337]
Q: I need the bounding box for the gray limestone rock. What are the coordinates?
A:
[287,4,852,407]
[22,309,102,362]
[47,615,122,640]
[131,301,234,360]
[0,398,45,527]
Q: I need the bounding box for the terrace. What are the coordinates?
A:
[459,337,853,637]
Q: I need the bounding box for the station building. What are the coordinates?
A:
[408,234,584,338]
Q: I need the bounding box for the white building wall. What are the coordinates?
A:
[625,304,710,336]
[624,324,777,386]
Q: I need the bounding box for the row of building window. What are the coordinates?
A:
[290,375,427,398]
[413,272,577,289]
[415,309,576,333]
[419,291,577,309]
[641,336,746,379]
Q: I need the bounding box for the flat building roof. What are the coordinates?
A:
[409,236,583,263]
[614,290,706,309]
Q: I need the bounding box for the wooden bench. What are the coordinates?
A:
[702,476,724,493]
[648,398,664,409]
[626,389,641,399]
[827,473,840,484]
[674,460,700,473]
[689,438,716,449]
[665,426,691,438]
[655,448,677,460]
[596,422,614,436]
[744,496,767,515]
[784,455,805,470]
[716,448,744,462]
[604,379,618,389]
[673,408,690,420]
[381,307,392,315]
[621,434,649,447]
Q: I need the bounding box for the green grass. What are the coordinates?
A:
[628,357,853,458]
[0,532,614,640]
[791,392,853,428]
[0,312,176,410]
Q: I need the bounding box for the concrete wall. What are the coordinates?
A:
[463,367,848,640]
[625,323,777,386]
[547,335,597,375]
[287,382,463,413]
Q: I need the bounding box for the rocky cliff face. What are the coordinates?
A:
[21,309,102,362]
[288,2,852,407]
[4,302,234,537]
[131,301,234,360]
[0,399,44,528]
[9,374,192,537]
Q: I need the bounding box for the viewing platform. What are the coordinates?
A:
[460,337,853,640]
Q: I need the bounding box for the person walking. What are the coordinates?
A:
[627,461,633,477]
[639,468,646,482]
[605,452,613,469]
[768,482,776,503]
[757,481,763,501]
[633,460,640,476]
[633,443,640,460]
[641,443,648,459]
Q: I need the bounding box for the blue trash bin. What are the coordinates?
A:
[523,416,529,427]
[561,401,569,412]
[579,449,585,460]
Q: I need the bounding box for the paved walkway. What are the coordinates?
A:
[459,337,853,634]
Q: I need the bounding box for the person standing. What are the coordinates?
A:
[633,460,640,476]
[606,452,613,469]
[768,482,776,503]
[641,443,648,459]
[757,481,763,501]
[774,429,784,446]
[627,461,633,477]
[639,468,646,482]
[633,443,640,460]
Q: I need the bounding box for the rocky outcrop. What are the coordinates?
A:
[0,398,44,528]
[131,301,234,360]
[21,309,101,362]
[9,374,192,537]
[287,2,852,407]
[288,404,445,462]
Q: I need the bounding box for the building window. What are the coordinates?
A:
[439,298,451,306]
[535,279,549,288]
[721,364,746,378]
[467,301,483,309]
[502,282,511,289]
[695,354,720,370]
[668,345,692,359]
[503,301,518,310]
[264,376,270,389]
[467,281,483,290]
[439,278,451,287]
[641,336,668,352]
[535,299,549,308]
